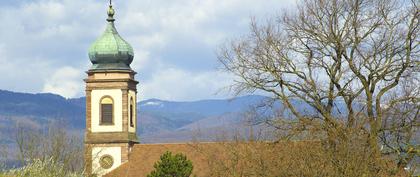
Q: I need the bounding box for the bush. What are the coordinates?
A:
[148,151,193,177]
[2,158,83,177]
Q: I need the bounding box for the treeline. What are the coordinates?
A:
[0,123,85,177]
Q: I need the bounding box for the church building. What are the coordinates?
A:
[83,2,217,176]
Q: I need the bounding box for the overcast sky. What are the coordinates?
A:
[0,0,295,101]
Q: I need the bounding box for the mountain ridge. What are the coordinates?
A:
[0,89,268,144]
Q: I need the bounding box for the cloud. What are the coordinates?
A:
[141,68,233,101]
[0,0,296,100]
[0,0,102,97]
[0,44,53,93]
[42,67,83,98]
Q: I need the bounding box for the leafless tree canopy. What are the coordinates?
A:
[219,0,419,172]
[14,122,84,173]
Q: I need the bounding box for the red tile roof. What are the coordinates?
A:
[104,141,319,177]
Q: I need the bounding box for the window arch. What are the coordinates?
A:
[129,97,135,127]
[100,96,114,125]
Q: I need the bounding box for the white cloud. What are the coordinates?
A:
[0,0,100,97]
[0,44,53,93]
[129,33,167,71]
[42,67,84,98]
[141,68,233,101]
[0,0,296,100]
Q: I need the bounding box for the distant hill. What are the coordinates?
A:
[139,95,268,117]
[0,89,356,145]
[0,90,271,145]
[137,95,272,142]
[0,90,85,128]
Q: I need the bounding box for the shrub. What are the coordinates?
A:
[148,151,193,177]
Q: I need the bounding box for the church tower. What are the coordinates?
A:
[84,2,138,176]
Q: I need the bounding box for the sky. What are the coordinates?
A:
[0,0,295,101]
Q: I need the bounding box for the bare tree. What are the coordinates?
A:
[14,121,84,173]
[219,0,419,173]
[0,144,7,172]
[380,76,419,172]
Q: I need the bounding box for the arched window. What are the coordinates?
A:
[129,97,134,127]
[100,96,114,125]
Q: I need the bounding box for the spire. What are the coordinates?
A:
[107,0,115,22]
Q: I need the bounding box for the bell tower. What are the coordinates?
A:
[84,2,138,176]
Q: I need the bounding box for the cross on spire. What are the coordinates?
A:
[109,0,112,6]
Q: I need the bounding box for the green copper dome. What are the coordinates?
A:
[88,4,134,71]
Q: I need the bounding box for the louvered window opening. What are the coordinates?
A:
[130,104,134,127]
[101,104,113,124]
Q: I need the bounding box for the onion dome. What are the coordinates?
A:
[88,3,134,71]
